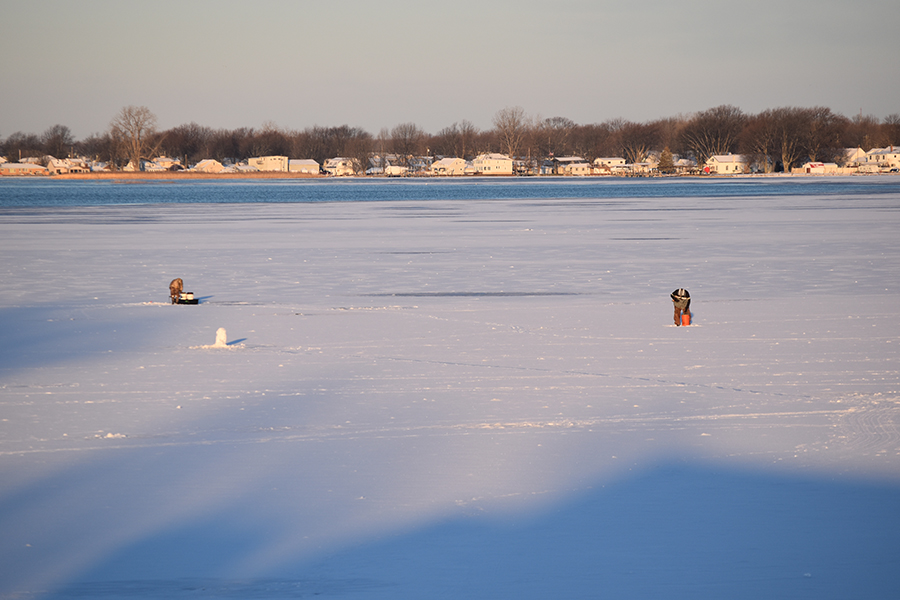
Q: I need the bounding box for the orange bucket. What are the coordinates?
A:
[681,312,691,326]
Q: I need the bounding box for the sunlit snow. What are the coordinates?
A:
[1,177,899,599]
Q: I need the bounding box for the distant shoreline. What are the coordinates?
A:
[49,171,324,181]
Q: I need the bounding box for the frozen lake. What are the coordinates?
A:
[1,177,899,599]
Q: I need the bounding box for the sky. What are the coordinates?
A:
[1,0,898,140]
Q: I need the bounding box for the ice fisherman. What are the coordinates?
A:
[671,288,691,326]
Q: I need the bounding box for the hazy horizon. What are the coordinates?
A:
[1,0,898,140]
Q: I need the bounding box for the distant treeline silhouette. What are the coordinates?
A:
[2,105,898,174]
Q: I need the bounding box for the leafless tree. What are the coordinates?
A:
[678,105,745,166]
[538,116,576,157]
[109,105,160,170]
[843,113,885,151]
[159,122,214,164]
[492,106,529,158]
[773,107,814,172]
[433,120,480,160]
[390,122,425,165]
[619,121,661,164]
[2,131,42,161]
[883,114,900,146]
[41,124,75,158]
[803,107,848,162]
[740,111,778,173]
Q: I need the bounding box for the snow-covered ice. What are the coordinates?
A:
[1,178,899,599]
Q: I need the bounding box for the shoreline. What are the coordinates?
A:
[2,171,884,181]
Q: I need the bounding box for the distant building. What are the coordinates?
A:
[431,157,467,176]
[323,158,355,176]
[473,153,513,175]
[0,162,49,176]
[248,155,288,172]
[704,154,748,175]
[841,147,866,167]
[289,159,320,174]
[796,162,838,174]
[863,146,900,170]
[593,157,627,175]
[47,158,90,175]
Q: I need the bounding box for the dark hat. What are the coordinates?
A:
[670,288,690,301]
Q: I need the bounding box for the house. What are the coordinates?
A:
[797,162,839,174]
[289,159,320,174]
[704,154,748,175]
[544,156,591,176]
[674,158,698,174]
[0,162,49,176]
[594,157,626,168]
[248,155,288,172]
[192,159,225,173]
[47,157,90,174]
[323,157,356,176]
[863,146,900,171]
[431,157,467,176]
[472,153,513,175]
[593,157,627,175]
[841,147,867,167]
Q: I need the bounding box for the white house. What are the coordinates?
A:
[248,155,288,172]
[473,153,513,175]
[431,157,467,176]
[593,157,627,175]
[47,158,90,175]
[841,147,867,167]
[863,146,900,170]
[323,157,355,176]
[546,156,591,176]
[705,154,748,175]
[594,157,626,168]
[289,159,320,174]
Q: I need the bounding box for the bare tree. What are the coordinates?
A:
[843,113,885,151]
[492,106,529,158]
[803,107,848,163]
[2,131,42,161]
[109,105,160,170]
[538,116,576,157]
[770,107,810,172]
[619,121,661,164]
[883,114,900,146]
[678,105,745,166]
[740,110,778,173]
[390,122,425,165]
[41,124,75,158]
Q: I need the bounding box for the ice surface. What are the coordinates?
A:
[1,179,899,599]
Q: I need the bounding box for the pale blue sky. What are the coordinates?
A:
[2,0,897,139]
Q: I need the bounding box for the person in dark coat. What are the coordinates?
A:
[671,288,691,326]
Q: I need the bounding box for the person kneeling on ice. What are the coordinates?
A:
[671,288,691,326]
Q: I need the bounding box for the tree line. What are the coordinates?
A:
[3,105,899,174]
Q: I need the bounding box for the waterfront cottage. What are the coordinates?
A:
[704,154,748,175]
[473,153,513,175]
[431,157,467,176]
